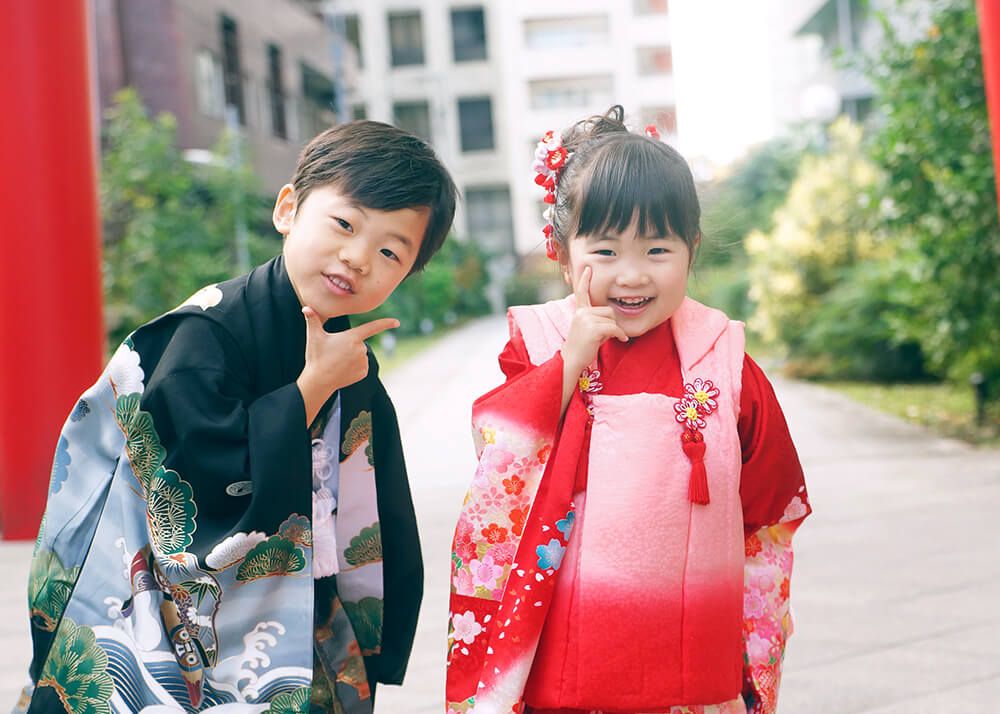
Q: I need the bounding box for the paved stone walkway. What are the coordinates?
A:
[3,315,998,712]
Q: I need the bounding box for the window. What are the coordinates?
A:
[195,49,225,118]
[458,97,494,152]
[300,62,336,137]
[451,7,487,62]
[344,14,363,68]
[524,15,609,49]
[389,11,424,66]
[267,44,287,139]
[220,14,245,123]
[637,46,672,75]
[465,186,513,254]
[634,0,668,14]
[393,100,431,142]
[641,106,677,134]
[529,76,613,110]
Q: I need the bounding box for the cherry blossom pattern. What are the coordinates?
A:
[742,524,797,714]
[451,610,484,645]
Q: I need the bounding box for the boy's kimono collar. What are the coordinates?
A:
[25,255,421,710]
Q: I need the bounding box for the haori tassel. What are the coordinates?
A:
[681,429,710,505]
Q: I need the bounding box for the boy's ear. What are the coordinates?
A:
[272,184,297,235]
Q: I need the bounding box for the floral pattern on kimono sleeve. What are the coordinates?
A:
[447,416,553,689]
[447,334,567,710]
[741,521,799,714]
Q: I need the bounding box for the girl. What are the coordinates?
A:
[445,106,811,714]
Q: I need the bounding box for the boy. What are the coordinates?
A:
[22,121,456,713]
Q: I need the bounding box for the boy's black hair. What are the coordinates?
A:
[292,120,457,272]
[552,105,701,254]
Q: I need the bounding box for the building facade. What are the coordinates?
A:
[93,0,346,192]
[95,0,681,264]
[328,0,678,259]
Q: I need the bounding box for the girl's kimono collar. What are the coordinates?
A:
[524,295,731,372]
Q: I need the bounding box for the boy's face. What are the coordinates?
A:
[561,219,694,339]
[274,184,429,320]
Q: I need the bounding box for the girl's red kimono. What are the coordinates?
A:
[446,296,811,714]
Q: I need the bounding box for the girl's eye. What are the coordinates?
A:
[335,217,353,233]
[649,247,670,255]
[593,249,615,257]
[380,248,400,262]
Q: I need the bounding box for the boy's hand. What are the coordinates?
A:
[563,266,628,374]
[560,267,627,417]
[296,306,399,425]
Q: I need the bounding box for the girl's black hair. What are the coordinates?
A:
[552,105,701,252]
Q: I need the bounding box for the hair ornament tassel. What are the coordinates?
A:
[532,129,573,259]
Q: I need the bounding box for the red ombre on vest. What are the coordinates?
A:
[517,297,746,711]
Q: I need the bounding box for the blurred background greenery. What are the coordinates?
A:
[99,0,998,441]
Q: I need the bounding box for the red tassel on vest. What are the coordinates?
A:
[681,429,710,504]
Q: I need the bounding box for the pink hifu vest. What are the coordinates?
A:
[516,296,746,711]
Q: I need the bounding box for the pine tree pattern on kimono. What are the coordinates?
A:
[23,257,422,713]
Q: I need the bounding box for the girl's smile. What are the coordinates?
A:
[563,218,694,339]
[608,295,655,316]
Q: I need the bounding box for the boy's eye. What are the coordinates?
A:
[334,217,353,233]
[380,248,400,262]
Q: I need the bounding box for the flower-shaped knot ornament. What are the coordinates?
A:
[532,130,573,259]
[578,368,603,394]
[684,378,720,415]
[674,397,707,430]
[546,146,568,171]
[676,378,720,506]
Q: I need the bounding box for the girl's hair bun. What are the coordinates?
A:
[562,105,629,152]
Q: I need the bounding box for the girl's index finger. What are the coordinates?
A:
[575,266,593,309]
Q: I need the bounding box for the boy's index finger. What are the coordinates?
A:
[574,266,593,309]
[350,317,400,341]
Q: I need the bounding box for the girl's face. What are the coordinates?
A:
[562,219,694,339]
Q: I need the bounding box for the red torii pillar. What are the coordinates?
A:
[980,0,1000,212]
[0,1,104,539]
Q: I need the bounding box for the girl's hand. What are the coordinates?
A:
[563,266,628,375]
[296,306,399,424]
[560,267,627,416]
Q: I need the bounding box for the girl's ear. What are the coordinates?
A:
[272,184,297,235]
[556,242,573,286]
[690,231,702,269]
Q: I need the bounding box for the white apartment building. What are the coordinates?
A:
[499,0,676,255]
[331,0,514,262]
[327,0,677,259]
[766,0,912,132]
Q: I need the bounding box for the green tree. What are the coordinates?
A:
[358,236,491,335]
[867,0,1000,397]
[745,118,923,378]
[101,89,276,345]
[694,133,815,320]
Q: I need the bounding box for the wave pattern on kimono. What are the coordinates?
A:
[24,257,422,713]
[446,296,809,714]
